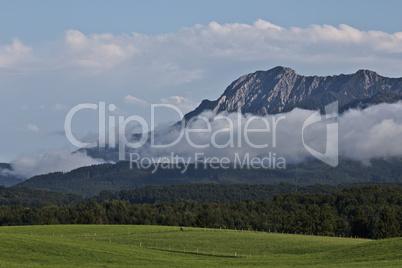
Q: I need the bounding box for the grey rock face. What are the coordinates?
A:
[185,66,402,118]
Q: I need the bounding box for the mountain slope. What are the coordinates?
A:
[184,66,402,119]
[16,158,402,196]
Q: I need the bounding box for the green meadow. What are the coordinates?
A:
[0,225,400,267]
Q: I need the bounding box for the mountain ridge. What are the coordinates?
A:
[184,66,402,120]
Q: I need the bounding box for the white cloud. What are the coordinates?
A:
[124,95,149,107]
[62,30,137,69]
[0,39,32,69]
[2,20,402,82]
[133,102,402,164]
[338,102,402,161]
[10,151,107,178]
[54,103,68,110]
[26,123,39,132]
[160,96,199,113]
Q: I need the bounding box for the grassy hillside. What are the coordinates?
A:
[16,158,402,196]
[0,225,400,267]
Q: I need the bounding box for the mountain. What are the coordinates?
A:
[82,66,402,162]
[16,158,402,196]
[184,66,402,119]
[13,67,402,195]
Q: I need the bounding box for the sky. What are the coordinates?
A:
[1,0,402,163]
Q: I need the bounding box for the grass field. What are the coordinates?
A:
[0,225,400,267]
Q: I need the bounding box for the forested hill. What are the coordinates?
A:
[94,182,402,204]
[16,158,402,196]
[0,186,84,207]
[3,183,401,207]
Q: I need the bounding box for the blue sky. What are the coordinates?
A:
[1,0,402,163]
[1,0,401,42]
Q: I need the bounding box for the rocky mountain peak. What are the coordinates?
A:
[268,66,296,74]
[184,66,402,119]
[356,68,379,81]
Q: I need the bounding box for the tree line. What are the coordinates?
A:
[0,185,400,239]
[3,183,401,207]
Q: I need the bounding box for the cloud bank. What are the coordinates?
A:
[7,102,402,180]
[1,20,402,79]
[10,151,107,178]
[130,101,402,164]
